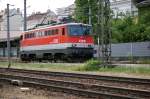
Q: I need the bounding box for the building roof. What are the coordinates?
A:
[27,13,47,21]
[133,0,150,7]
[27,10,56,21]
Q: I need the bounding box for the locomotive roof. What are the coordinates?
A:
[23,23,91,33]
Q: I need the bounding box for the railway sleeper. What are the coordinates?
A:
[0,73,149,99]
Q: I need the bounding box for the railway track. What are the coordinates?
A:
[0,68,150,99]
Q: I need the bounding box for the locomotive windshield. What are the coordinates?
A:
[68,25,92,36]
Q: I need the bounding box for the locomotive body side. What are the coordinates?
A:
[20,23,94,61]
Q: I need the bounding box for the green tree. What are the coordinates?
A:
[75,0,98,25]
[111,16,150,43]
[75,0,99,43]
[75,0,150,43]
[75,0,112,44]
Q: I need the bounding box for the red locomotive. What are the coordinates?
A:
[20,23,94,62]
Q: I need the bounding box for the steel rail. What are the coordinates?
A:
[0,73,140,99]
[0,68,150,85]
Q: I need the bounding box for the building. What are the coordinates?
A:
[0,8,23,57]
[56,0,138,19]
[0,8,23,40]
[56,4,75,19]
[110,0,138,18]
[0,0,141,58]
[133,0,150,7]
[27,10,57,30]
[0,9,57,57]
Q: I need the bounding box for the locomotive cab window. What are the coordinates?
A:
[68,25,92,36]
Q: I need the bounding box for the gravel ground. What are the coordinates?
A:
[2,71,150,91]
[0,82,89,99]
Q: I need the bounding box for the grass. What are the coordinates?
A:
[76,59,101,71]
[98,66,150,75]
[138,59,150,64]
[0,61,150,76]
[0,61,82,72]
[76,59,150,75]
[76,63,150,76]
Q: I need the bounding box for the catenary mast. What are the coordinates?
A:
[97,0,111,66]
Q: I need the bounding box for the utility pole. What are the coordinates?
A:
[88,0,92,25]
[7,4,11,68]
[104,0,111,65]
[100,0,104,65]
[97,0,111,66]
[24,0,27,31]
[97,0,101,61]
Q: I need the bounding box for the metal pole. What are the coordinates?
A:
[100,0,104,66]
[88,0,92,25]
[24,0,27,31]
[7,4,11,68]
[97,36,100,60]
[97,0,101,61]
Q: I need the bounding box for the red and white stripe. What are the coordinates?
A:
[20,43,94,51]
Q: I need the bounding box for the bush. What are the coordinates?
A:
[138,59,150,64]
[76,59,101,71]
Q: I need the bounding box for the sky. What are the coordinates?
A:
[0,0,75,15]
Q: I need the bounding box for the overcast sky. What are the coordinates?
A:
[0,0,75,15]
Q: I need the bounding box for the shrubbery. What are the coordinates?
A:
[76,59,101,71]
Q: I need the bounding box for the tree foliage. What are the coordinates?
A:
[74,0,150,43]
[74,0,108,44]
[75,0,98,25]
[111,16,150,43]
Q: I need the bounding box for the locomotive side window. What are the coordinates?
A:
[44,31,48,36]
[62,28,65,35]
[25,34,28,39]
[24,34,27,39]
[31,33,35,38]
[51,29,58,35]
[29,34,31,38]
[44,30,52,36]
[25,34,29,39]
[38,31,43,37]
[55,29,58,35]
[24,32,35,39]
[51,30,55,35]
[44,29,59,36]
[47,30,51,35]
